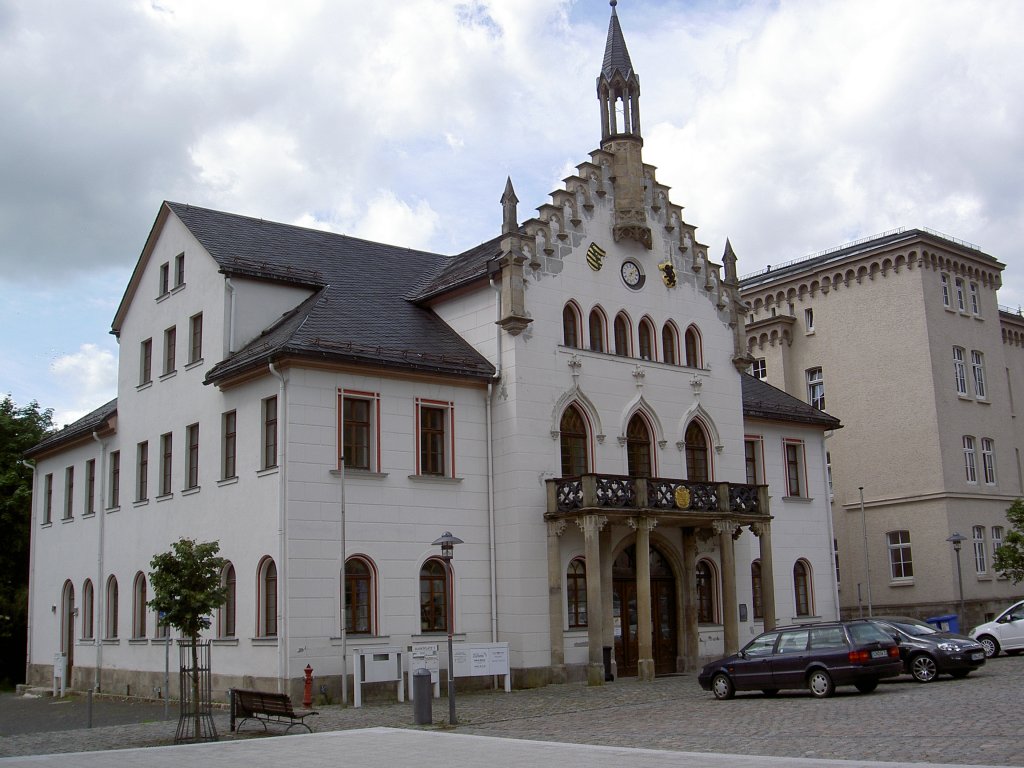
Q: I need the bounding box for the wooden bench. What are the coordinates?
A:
[230,688,318,734]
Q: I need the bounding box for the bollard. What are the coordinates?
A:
[412,668,432,725]
[303,664,314,709]
[86,687,93,729]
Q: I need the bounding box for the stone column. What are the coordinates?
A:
[716,520,740,655]
[753,521,777,631]
[580,514,607,686]
[600,524,614,681]
[634,517,656,681]
[546,520,567,683]
[681,527,698,672]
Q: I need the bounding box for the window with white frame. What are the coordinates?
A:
[784,440,805,497]
[85,459,96,515]
[257,557,277,637]
[139,338,153,385]
[109,451,120,508]
[963,436,977,483]
[417,399,453,476]
[992,526,1004,563]
[132,572,147,639]
[188,312,203,364]
[833,538,841,584]
[981,437,996,484]
[971,350,987,399]
[567,557,587,628]
[751,358,766,380]
[340,391,379,471]
[744,437,763,485]
[262,396,278,470]
[43,473,52,524]
[793,560,812,617]
[969,281,980,315]
[344,556,375,634]
[826,451,833,498]
[955,278,966,311]
[804,308,814,332]
[953,347,968,395]
[806,367,824,410]
[159,262,170,296]
[973,525,987,574]
[159,432,172,496]
[419,558,449,632]
[137,441,149,501]
[186,423,199,489]
[221,411,237,480]
[174,252,185,286]
[63,465,74,519]
[887,530,913,580]
[163,326,176,375]
[941,273,950,307]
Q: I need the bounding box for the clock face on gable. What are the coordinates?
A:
[621,260,645,289]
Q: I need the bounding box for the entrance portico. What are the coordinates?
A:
[545,474,775,683]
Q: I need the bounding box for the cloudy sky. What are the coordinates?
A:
[2,0,1022,427]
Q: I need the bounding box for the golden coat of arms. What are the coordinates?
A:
[674,486,691,509]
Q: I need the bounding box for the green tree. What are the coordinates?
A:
[148,538,226,734]
[0,395,54,686]
[993,498,1024,583]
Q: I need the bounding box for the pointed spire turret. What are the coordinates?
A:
[500,176,519,235]
[596,1,650,248]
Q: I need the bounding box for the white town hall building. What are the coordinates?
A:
[26,4,840,700]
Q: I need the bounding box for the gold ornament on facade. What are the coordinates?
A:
[674,486,691,509]
[658,261,677,287]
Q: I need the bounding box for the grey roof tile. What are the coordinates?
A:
[26,399,117,458]
[741,374,842,429]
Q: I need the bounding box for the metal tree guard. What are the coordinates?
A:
[175,640,218,744]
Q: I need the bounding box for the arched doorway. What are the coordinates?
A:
[60,580,75,687]
[612,544,677,676]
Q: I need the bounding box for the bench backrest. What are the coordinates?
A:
[234,689,297,717]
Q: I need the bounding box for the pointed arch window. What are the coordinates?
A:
[257,557,278,637]
[567,558,587,628]
[82,579,94,639]
[132,572,147,639]
[794,560,812,617]
[559,405,589,477]
[60,581,74,655]
[638,318,655,360]
[588,309,606,352]
[105,575,119,639]
[218,562,236,638]
[662,323,678,365]
[626,413,652,478]
[614,313,631,356]
[344,556,374,635]
[751,561,763,620]
[563,304,581,348]
[685,421,710,481]
[684,326,702,367]
[696,560,717,624]
[419,558,449,633]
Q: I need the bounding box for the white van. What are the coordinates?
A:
[969,600,1024,657]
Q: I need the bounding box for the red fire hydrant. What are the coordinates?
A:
[303,664,314,708]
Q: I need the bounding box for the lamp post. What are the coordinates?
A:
[946,532,967,632]
[432,531,463,725]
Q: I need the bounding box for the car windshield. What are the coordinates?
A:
[847,622,891,644]
[884,618,937,637]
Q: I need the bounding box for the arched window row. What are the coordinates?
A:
[562,303,704,368]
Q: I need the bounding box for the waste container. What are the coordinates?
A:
[925,614,960,633]
[413,668,432,725]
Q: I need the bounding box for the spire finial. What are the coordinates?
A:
[501,176,519,235]
[610,0,617,8]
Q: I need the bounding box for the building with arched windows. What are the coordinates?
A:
[25,4,840,698]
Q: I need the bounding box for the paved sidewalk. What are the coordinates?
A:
[1,655,1021,765]
[0,728,1014,768]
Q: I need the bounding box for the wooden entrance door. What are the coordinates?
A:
[613,545,677,677]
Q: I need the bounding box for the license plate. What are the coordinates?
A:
[971,652,984,661]
[871,649,887,658]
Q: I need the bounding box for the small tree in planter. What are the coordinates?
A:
[148,538,227,742]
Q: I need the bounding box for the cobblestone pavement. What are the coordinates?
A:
[1,655,1021,765]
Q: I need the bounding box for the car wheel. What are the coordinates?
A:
[950,670,970,679]
[910,654,938,683]
[807,669,835,698]
[854,679,878,694]
[761,689,779,697]
[711,673,735,700]
[978,635,1000,658]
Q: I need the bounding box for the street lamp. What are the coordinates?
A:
[946,532,967,632]
[432,531,463,725]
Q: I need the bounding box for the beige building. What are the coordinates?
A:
[740,229,1024,630]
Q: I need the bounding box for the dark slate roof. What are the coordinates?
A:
[160,203,496,384]
[602,2,635,82]
[741,374,841,429]
[410,234,503,302]
[26,399,117,459]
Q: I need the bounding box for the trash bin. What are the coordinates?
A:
[413,668,432,725]
[925,614,960,634]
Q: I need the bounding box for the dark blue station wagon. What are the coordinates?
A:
[698,620,903,699]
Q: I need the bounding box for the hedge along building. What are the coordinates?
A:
[26,2,840,699]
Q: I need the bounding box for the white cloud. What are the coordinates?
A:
[350,191,440,250]
[49,344,118,428]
